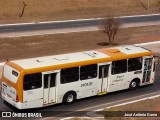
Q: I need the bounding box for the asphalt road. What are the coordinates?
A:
[0,14,160,33]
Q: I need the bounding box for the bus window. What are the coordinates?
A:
[44,74,49,89]
[99,65,109,79]
[61,67,79,84]
[3,64,20,83]
[12,70,19,77]
[112,60,127,75]
[44,73,56,88]
[128,57,142,72]
[50,73,56,87]
[80,64,97,80]
[23,73,42,91]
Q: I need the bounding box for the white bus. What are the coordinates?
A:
[1,45,156,109]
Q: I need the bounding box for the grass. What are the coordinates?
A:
[0,0,160,23]
[0,25,160,62]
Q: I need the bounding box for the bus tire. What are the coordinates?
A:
[63,92,76,105]
[129,79,139,89]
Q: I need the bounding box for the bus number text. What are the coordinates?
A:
[81,82,93,87]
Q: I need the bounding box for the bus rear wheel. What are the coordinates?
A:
[63,92,76,104]
[129,80,138,89]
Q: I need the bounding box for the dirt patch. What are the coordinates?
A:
[0,0,160,24]
[99,97,160,120]
[0,25,160,62]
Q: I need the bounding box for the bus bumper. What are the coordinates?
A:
[2,93,23,109]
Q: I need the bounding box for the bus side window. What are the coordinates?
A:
[50,73,56,87]
[23,73,42,91]
[80,64,97,80]
[44,73,56,88]
[60,67,79,84]
[99,65,109,79]
[44,74,49,89]
[111,60,127,75]
[128,57,142,72]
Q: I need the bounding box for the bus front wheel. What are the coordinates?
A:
[129,80,139,89]
[63,92,76,104]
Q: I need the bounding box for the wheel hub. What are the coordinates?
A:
[67,94,74,103]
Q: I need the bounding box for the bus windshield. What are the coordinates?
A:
[3,64,19,83]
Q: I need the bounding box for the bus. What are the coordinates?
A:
[1,45,156,109]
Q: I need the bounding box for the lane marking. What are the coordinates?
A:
[135,41,160,46]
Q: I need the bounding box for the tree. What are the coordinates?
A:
[99,15,121,46]
[18,1,27,17]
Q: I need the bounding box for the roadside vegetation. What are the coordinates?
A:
[0,0,160,23]
[99,15,121,46]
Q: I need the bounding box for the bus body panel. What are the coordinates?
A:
[2,93,23,109]
[57,78,98,100]
[2,82,17,103]
[42,71,58,105]
[22,99,43,109]
[23,88,43,103]
[108,73,129,92]
[1,64,20,107]
[1,45,156,109]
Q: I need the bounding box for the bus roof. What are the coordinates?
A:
[9,45,153,73]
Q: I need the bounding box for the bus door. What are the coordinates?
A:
[43,72,57,105]
[99,64,110,95]
[142,57,153,83]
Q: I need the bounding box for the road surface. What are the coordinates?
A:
[0,14,160,37]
